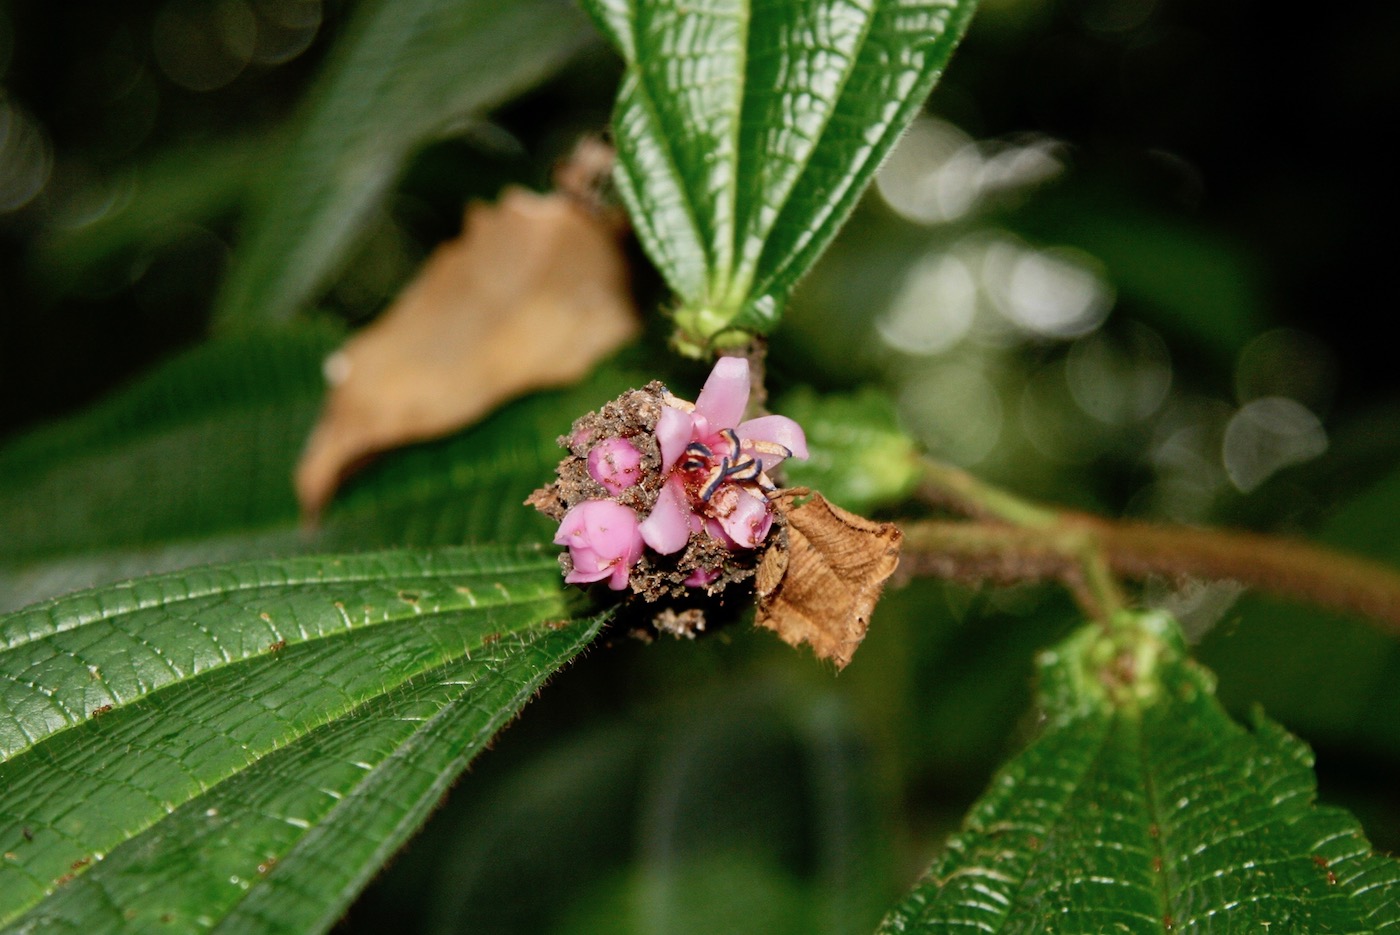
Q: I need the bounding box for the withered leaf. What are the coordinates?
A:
[296,185,639,517]
[756,491,903,670]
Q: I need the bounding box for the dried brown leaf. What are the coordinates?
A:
[755,491,903,670]
[296,185,639,517]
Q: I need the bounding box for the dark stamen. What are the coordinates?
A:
[699,461,728,501]
[723,456,761,482]
[680,441,712,472]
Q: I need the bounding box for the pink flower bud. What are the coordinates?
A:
[587,437,644,495]
[684,566,720,588]
[553,500,644,590]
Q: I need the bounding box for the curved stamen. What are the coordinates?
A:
[744,439,793,461]
[681,441,713,472]
[699,461,728,501]
[714,428,741,458]
[723,456,761,482]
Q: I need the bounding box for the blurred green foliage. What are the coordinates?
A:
[4,0,1400,930]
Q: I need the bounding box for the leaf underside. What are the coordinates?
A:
[0,546,603,934]
[584,0,978,335]
[880,612,1400,933]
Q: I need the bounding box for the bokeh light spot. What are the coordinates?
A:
[877,117,1062,225]
[1222,397,1327,493]
[252,0,323,65]
[984,241,1113,339]
[876,252,977,354]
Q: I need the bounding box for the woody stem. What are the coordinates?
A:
[905,457,1400,635]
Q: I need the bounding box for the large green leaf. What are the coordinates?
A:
[0,545,603,933]
[0,329,642,608]
[0,329,338,567]
[585,0,977,343]
[880,611,1400,932]
[212,0,594,331]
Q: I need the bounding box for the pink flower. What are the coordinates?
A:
[553,500,644,589]
[638,357,807,556]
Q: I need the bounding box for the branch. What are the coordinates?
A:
[905,460,1400,636]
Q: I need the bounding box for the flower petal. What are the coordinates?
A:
[593,503,644,561]
[639,476,695,554]
[693,357,750,428]
[656,406,695,473]
[704,517,738,549]
[564,562,611,585]
[553,505,588,545]
[717,487,774,549]
[737,415,809,468]
[605,559,633,590]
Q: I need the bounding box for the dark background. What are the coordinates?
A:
[3,0,1399,439]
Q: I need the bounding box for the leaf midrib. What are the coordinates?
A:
[728,0,879,307]
[0,561,562,762]
[213,615,602,934]
[718,0,750,297]
[0,618,591,928]
[1134,708,1175,930]
[626,71,711,303]
[1,549,557,651]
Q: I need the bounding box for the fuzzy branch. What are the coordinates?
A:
[905,460,1400,636]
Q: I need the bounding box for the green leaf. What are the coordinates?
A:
[0,545,603,933]
[880,611,1400,933]
[0,328,643,607]
[213,0,594,331]
[585,0,978,344]
[0,328,339,566]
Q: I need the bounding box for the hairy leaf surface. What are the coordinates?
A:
[585,0,977,339]
[880,611,1400,932]
[0,331,641,608]
[0,546,603,933]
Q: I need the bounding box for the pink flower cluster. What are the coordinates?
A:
[553,358,807,590]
